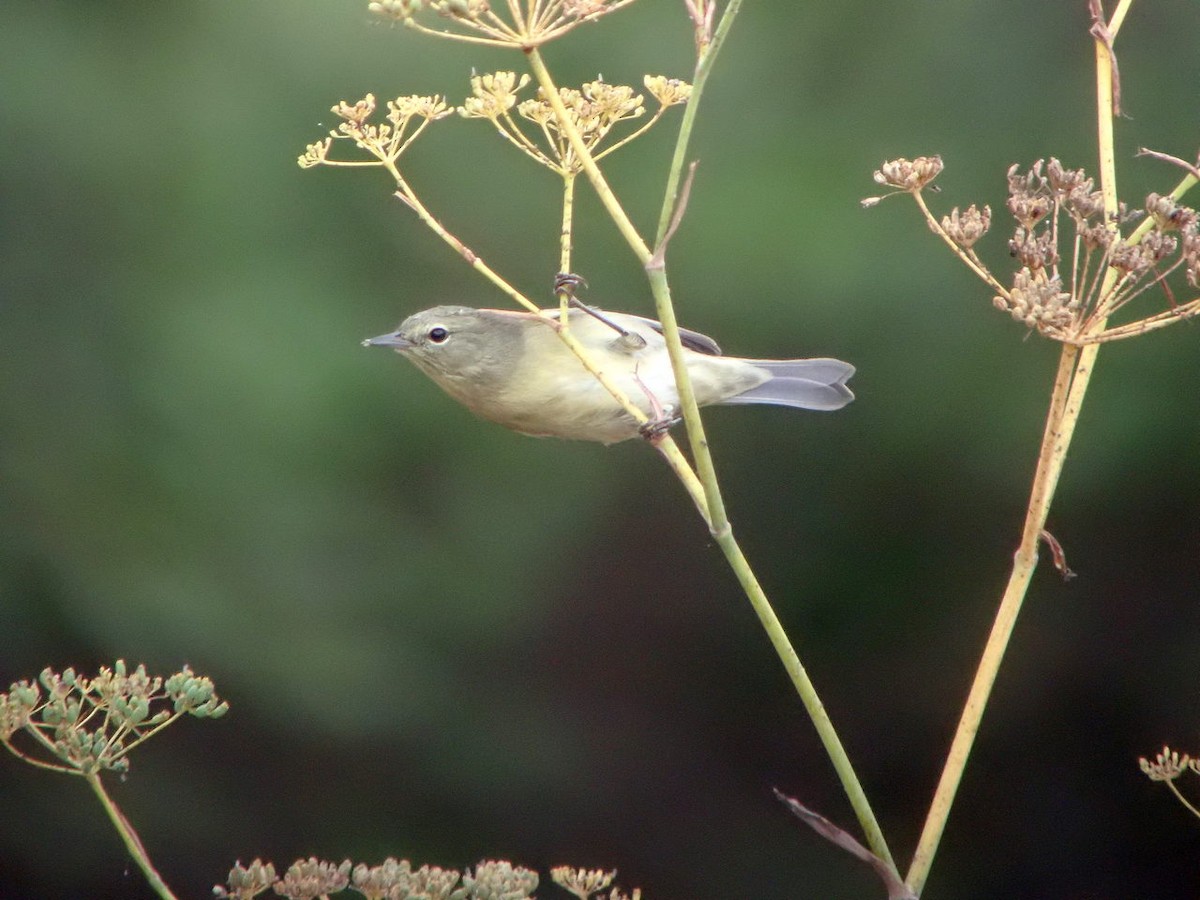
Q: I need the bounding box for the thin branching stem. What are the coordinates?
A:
[87,773,180,900]
[912,191,1008,296]
[1166,779,1200,820]
[1081,296,1200,342]
[529,5,892,870]
[560,173,575,274]
[906,4,1131,892]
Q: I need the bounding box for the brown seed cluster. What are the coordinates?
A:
[869,155,1200,343]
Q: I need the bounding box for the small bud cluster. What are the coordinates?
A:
[273,859,353,900]
[458,72,690,175]
[550,868,641,900]
[300,93,452,170]
[993,268,1079,332]
[1138,745,1200,824]
[215,857,602,900]
[1,662,227,776]
[1139,745,1195,783]
[216,859,277,900]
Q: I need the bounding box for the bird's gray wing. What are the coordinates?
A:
[539,307,724,355]
[630,315,723,355]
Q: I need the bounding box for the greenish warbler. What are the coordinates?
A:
[364,305,855,444]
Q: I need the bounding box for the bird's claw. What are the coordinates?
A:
[638,406,681,443]
[553,272,588,299]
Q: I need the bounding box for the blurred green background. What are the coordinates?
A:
[2,1,1199,897]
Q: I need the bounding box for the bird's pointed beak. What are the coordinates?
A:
[362,331,413,350]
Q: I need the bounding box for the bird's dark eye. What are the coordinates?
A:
[428,326,449,344]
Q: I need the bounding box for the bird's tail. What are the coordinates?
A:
[720,358,855,411]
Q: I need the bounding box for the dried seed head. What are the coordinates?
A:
[873,155,943,191]
[1145,192,1198,232]
[1184,231,1200,287]
[297,139,331,169]
[1064,185,1105,223]
[941,204,991,248]
[1006,160,1045,196]
[564,0,610,16]
[998,268,1077,332]
[1108,240,1155,276]
[1006,193,1051,230]
[332,94,377,126]
[1046,158,1089,196]
[1008,226,1059,270]
[368,0,425,20]
[1079,222,1114,251]
[437,0,489,19]
[1140,230,1178,263]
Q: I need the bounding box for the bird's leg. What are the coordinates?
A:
[553,272,647,351]
[632,365,681,443]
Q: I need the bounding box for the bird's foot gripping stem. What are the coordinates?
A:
[638,407,682,443]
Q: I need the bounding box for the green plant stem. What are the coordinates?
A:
[525,50,652,264]
[654,0,740,246]
[529,12,892,870]
[559,172,576,274]
[86,772,180,900]
[713,526,896,870]
[906,7,1128,892]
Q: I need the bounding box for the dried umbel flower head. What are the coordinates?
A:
[368,0,638,48]
[941,204,991,249]
[1146,192,1198,231]
[333,94,377,127]
[643,74,692,106]
[873,155,944,192]
[871,152,1200,344]
[368,0,425,19]
[300,92,451,169]
[1046,158,1090,196]
[459,70,531,119]
[1008,225,1058,271]
[462,72,688,175]
[994,268,1078,333]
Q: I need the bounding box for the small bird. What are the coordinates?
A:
[364,305,855,444]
